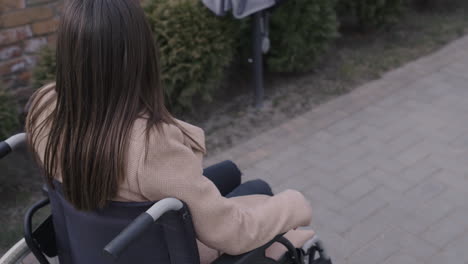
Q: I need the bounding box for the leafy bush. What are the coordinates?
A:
[267,0,339,73]
[339,0,405,30]
[144,0,239,111]
[32,1,239,112]
[32,46,56,89]
[0,83,19,140]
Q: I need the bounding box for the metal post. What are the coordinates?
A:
[252,11,264,108]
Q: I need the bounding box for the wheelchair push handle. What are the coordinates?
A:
[103,198,184,259]
[0,133,27,159]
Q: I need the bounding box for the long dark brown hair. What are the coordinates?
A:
[26,0,178,211]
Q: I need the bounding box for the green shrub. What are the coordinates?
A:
[0,83,19,140]
[267,0,339,73]
[32,1,239,112]
[144,0,239,111]
[32,46,56,89]
[339,0,405,30]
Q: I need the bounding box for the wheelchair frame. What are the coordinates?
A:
[0,133,332,264]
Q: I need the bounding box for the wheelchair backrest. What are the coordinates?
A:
[47,181,200,264]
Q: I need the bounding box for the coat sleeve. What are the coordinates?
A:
[136,123,312,255]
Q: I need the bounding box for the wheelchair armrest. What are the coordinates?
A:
[0,133,26,159]
[103,198,183,259]
[212,235,293,264]
[24,198,53,264]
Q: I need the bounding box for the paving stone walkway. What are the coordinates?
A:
[205,36,468,264]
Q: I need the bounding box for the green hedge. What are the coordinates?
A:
[339,0,405,30]
[33,1,239,112]
[0,83,19,140]
[144,0,239,112]
[267,0,339,73]
[32,46,56,89]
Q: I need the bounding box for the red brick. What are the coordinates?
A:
[18,70,32,82]
[31,18,58,35]
[0,56,34,75]
[0,45,22,61]
[47,34,57,45]
[27,0,56,5]
[0,58,26,75]
[0,77,14,89]
[2,6,53,27]
[24,37,47,53]
[53,1,63,14]
[0,26,33,46]
[1,0,25,12]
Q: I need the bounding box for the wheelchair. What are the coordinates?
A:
[0,133,332,264]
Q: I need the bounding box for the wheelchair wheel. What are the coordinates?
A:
[0,239,32,264]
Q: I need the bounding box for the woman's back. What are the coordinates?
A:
[28,84,312,258]
[25,0,313,262]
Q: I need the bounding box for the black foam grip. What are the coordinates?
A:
[0,141,12,159]
[103,213,154,259]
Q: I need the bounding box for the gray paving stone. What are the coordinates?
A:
[428,249,466,264]
[402,176,447,205]
[428,152,468,175]
[272,173,313,193]
[382,130,425,156]
[413,196,458,231]
[241,165,272,181]
[330,131,366,150]
[204,36,468,264]
[347,231,401,264]
[312,204,355,235]
[440,231,468,263]
[326,118,362,137]
[267,162,313,186]
[303,184,350,212]
[436,187,468,208]
[371,185,403,203]
[421,208,468,248]
[339,191,388,227]
[308,170,352,193]
[434,169,468,190]
[371,205,438,235]
[337,177,379,201]
[383,228,439,263]
[314,230,349,264]
[341,211,392,254]
[399,158,441,185]
[362,153,409,174]
[395,142,432,167]
[384,254,424,264]
[335,160,375,181]
[366,168,414,193]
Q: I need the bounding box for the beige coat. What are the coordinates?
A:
[29,84,313,263]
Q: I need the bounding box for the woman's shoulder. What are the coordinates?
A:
[31,82,56,102]
[174,119,206,151]
[26,83,57,129]
[132,118,206,154]
[26,83,57,114]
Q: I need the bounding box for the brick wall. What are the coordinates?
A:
[0,0,62,94]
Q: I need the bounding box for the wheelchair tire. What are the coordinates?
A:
[0,239,31,264]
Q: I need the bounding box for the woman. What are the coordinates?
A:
[26,0,314,262]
